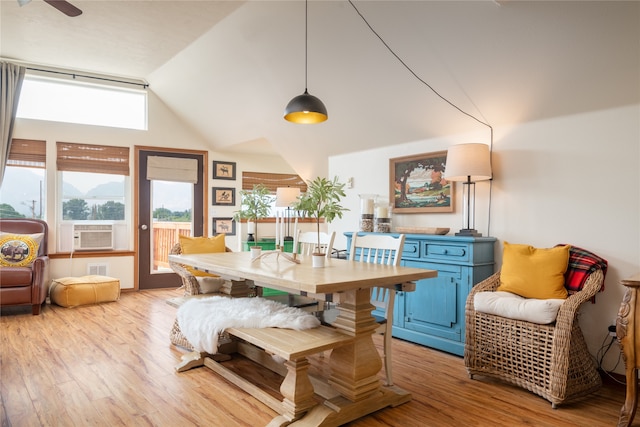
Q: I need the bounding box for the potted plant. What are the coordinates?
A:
[233,184,273,254]
[293,176,348,267]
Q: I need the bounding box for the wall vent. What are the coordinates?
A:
[87,263,108,276]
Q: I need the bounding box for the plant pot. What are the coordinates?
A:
[250,246,262,260]
[312,253,325,268]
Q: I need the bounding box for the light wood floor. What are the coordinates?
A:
[0,288,631,427]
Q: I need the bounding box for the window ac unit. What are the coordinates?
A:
[73,224,114,250]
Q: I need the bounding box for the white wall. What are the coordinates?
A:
[329,104,640,375]
[50,256,134,289]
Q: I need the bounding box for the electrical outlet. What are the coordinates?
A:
[608,324,617,337]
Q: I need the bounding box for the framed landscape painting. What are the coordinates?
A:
[389,151,453,213]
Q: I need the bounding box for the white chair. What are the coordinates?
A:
[348,233,405,386]
[293,230,336,258]
[271,230,336,313]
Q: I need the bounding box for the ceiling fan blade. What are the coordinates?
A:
[43,0,82,17]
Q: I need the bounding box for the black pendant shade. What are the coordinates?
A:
[284,89,328,124]
[283,0,327,124]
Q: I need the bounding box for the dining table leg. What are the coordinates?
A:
[328,287,384,401]
[285,287,411,426]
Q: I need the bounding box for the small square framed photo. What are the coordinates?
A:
[212,217,235,236]
[212,187,235,205]
[212,161,236,180]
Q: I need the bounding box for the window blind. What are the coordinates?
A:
[146,155,198,183]
[242,172,307,193]
[8,139,46,168]
[56,141,130,176]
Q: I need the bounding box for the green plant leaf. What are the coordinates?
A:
[232,184,273,241]
[292,176,348,250]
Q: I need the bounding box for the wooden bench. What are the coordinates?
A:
[169,293,353,424]
[227,325,352,361]
[211,325,353,424]
[175,323,352,424]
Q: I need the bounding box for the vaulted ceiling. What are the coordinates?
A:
[1,0,638,177]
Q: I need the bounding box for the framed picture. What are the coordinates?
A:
[212,187,235,205]
[212,217,235,236]
[389,151,453,213]
[212,161,236,180]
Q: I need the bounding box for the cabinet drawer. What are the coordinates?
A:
[402,240,421,259]
[423,243,469,262]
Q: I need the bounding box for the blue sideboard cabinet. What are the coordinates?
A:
[344,232,496,356]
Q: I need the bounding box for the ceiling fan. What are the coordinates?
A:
[18,0,82,17]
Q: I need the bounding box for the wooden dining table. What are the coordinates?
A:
[168,250,437,426]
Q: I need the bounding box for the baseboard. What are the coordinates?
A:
[598,369,627,387]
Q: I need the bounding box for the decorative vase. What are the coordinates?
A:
[250,246,262,260]
[359,194,377,232]
[312,253,325,268]
[375,201,393,233]
[247,221,256,242]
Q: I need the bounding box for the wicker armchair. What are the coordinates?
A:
[169,242,218,296]
[465,268,604,408]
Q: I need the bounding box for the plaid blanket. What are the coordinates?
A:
[558,244,608,294]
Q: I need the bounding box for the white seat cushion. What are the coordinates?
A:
[474,291,564,324]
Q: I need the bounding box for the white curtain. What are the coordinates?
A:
[0,62,26,186]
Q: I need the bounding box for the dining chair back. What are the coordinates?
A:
[348,233,405,385]
[293,230,336,258]
[348,233,404,266]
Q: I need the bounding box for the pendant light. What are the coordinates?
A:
[284,0,328,124]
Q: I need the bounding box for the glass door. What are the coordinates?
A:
[137,148,205,289]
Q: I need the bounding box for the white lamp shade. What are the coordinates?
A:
[275,187,301,207]
[445,143,492,182]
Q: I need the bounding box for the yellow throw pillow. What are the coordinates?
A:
[0,232,44,267]
[497,242,570,299]
[178,234,226,277]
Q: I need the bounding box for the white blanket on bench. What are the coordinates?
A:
[177,296,321,354]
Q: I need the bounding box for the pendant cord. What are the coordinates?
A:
[304,0,308,91]
[347,0,489,130]
[348,0,494,236]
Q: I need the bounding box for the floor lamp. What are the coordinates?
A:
[445,143,492,237]
[275,187,301,241]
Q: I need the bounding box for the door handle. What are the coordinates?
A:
[140,224,148,231]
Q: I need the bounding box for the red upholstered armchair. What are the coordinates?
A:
[0,219,50,315]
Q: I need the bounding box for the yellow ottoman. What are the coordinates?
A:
[50,275,120,308]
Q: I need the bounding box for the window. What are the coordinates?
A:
[61,171,125,221]
[242,172,307,215]
[242,172,307,193]
[0,139,46,219]
[56,142,131,252]
[57,142,129,222]
[17,75,147,130]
